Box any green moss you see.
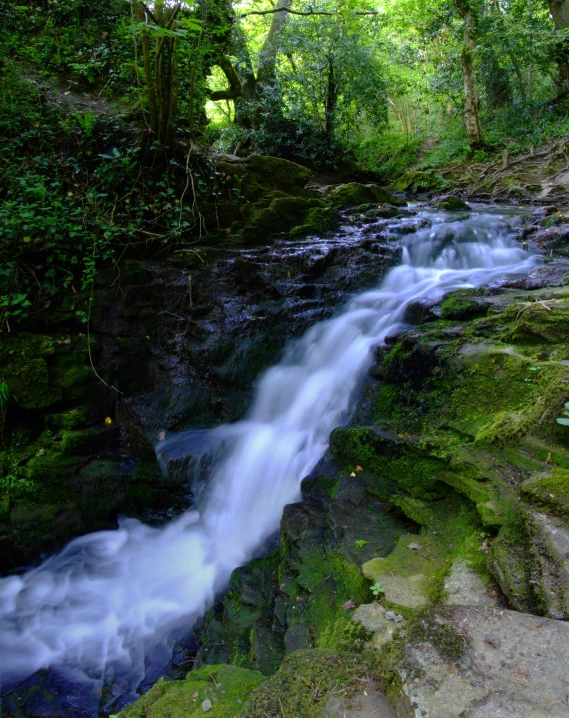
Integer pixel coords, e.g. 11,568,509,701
240,649,370,718
242,196,326,242
2,357,61,409
440,291,487,320
521,469,569,518
328,183,405,210
406,609,467,662
363,534,449,611
434,196,470,211
504,299,569,344
240,154,313,201
118,664,266,718
487,519,536,612
300,473,339,500
289,207,340,237
60,428,105,455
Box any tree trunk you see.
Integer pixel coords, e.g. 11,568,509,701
256,0,291,93
324,56,337,139
231,24,257,129
454,0,483,150
547,0,569,96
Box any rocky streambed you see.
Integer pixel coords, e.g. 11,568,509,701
2,161,569,718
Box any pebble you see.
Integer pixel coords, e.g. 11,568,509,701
202,698,212,712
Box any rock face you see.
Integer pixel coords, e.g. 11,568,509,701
396,605,569,717
0,191,409,570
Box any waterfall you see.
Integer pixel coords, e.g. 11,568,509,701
0,211,539,710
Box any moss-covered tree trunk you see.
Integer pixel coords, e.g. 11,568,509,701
547,0,569,97
454,0,484,150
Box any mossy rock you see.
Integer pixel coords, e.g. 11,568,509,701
328,183,404,209
289,207,340,237
434,195,470,211
363,534,448,610
239,154,313,202
388,170,451,194
242,196,326,243
521,469,569,518
118,664,266,718
440,290,488,320
2,357,61,409
240,649,370,718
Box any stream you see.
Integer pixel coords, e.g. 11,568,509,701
0,207,540,715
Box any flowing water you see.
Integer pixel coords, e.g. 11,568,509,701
0,209,540,713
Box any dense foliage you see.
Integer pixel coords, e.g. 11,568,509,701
1,0,568,328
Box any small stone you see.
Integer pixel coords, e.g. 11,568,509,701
407,542,423,550
202,698,212,712
342,599,356,611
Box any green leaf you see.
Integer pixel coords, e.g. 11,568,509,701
557,418,569,426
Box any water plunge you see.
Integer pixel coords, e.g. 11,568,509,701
0,210,539,711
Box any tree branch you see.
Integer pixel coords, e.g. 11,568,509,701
208,55,243,101
238,7,378,18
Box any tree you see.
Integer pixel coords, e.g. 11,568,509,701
547,0,569,96
454,0,483,149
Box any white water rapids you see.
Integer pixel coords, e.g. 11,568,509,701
0,210,539,708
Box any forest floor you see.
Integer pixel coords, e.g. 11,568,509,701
448,138,569,204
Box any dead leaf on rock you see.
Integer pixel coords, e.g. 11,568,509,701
407,542,423,550
546,451,552,465
342,599,356,611
350,472,356,477
355,465,363,472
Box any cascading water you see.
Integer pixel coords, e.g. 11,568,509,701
0,210,540,713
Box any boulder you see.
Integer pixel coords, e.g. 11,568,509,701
395,605,569,717
434,195,471,211
328,183,405,209
242,196,327,243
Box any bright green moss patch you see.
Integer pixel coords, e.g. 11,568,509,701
440,290,487,320
118,664,266,718
240,649,370,718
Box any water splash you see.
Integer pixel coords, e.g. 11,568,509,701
0,211,539,710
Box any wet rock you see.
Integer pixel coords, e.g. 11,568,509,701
396,605,569,717
532,225,569,255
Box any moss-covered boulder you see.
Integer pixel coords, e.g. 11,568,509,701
434,195,471,211
328,183,405,209
118,664,266,718
440,289,489,320
289,206,341,237
215,154,313,203
242,196,327,243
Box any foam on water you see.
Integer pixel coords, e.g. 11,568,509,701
0,211,539,708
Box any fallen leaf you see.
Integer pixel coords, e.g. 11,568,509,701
355,465,363,472
342,599,356,611
407,542,423,550
104,417,112,426
546,452,552,465
158,431,166,441
350,472,356,477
